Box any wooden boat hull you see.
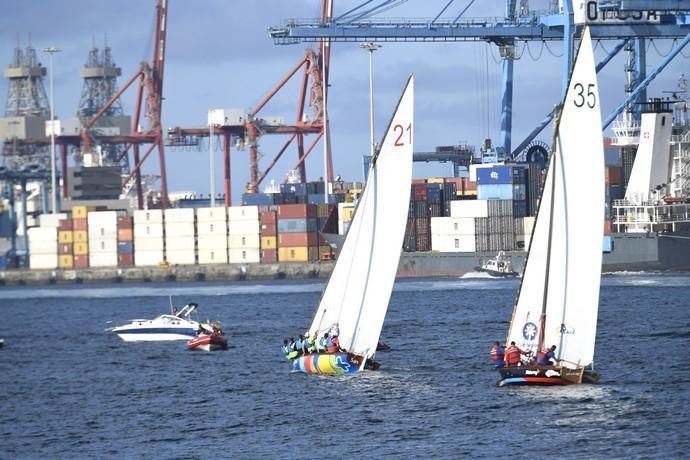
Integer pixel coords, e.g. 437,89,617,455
187,334,228,351
498,366,599,386
291,352,380,374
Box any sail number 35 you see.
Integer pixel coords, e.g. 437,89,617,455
573,83,596,109
393,123,412,147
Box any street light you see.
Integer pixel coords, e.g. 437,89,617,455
360,42,382,157
42,46,61,214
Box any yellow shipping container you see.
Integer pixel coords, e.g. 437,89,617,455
72,206,89,219
58,230,73,244
341,207,355,222
74,242,89,255
261,236,277,249
73,230,88,243
58,255,74,269
278,246,319,262
426,177,445,184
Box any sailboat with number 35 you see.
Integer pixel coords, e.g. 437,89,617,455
498,27,604,386
291,76,414,374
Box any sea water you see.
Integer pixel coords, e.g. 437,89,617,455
1,273,688,458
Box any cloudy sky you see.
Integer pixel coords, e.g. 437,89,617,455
1,1,688,203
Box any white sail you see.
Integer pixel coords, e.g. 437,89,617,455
506,28,604,369
309,76,414,359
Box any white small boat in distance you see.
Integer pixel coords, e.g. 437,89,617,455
476,252,519,278
108,303,206,342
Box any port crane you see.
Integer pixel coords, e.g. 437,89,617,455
269,0,690,159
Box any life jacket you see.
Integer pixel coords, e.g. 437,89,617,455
504,345,522,365
326,336,337,353
318,337,327,351
490,345,503,362
287,342,298,359
282,344,290,357
537,350,554,366
295,339,303,352
306,336,316,353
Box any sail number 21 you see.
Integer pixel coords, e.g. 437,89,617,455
393,123,412,147
573,83,596,109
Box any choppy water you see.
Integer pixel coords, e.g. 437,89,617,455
1,273,689,458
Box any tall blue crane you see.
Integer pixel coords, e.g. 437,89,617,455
269,0,690,158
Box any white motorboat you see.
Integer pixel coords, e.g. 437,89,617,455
108,303,207,342
476,252,519,278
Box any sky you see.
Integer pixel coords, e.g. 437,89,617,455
1,0,689,204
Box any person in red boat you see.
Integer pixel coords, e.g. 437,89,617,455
504,341,529,367
537,345,558,366
490,341,505,368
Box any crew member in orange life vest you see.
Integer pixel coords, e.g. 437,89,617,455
537,345,557,366
504,341,529,367
490,341,505,368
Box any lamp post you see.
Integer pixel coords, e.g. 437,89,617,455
360,43,382,158
43,46,61,214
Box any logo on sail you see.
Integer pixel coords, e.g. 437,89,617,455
522,322,538,341
559,323,576,335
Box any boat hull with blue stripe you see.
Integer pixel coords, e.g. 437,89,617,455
291,352,379,374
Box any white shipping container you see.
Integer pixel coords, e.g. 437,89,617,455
197,235,229,250
28,226,58,242
135,250,165,266
338,220,351,236
196,207,227,222
450,200,489,218
88,225,118,240
431,234,477,253
338,203,355,221
89,239,118,253
197,221,227,236
166,249,197,265
133,209,163,224
87,211,118,226
29,253,58,269
516,233,532,251
164,222,195,237
228,233,260,249
164,208,195,223
29,240,58,254
227,205,258,222
228,219,259,235
89,252,118,267
165,236,195,251
198,249,229,264
228,247,260,264
523,216,536,236
134,223,164,238
431,217,476,236
134,236,164,251
39,213,69,228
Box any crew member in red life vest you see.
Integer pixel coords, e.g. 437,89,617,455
537,345,557,366
504,341,529,367
490,341,505,368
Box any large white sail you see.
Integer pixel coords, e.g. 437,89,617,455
309,76,414,359
506,28,604,369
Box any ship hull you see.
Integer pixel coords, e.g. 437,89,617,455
291,352,379,374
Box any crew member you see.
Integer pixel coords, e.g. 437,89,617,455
326,334,337,353
282,339,291,360
317,333,328,353
305,333,316,354
332,335,343,353
490,341,505,368
287,337,299,359
537,345,557,366
504,341,529,367
295,335,304,356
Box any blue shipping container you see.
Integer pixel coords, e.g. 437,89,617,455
477,183,513,200
277,218,318,233
513,200,527,217
117,241,134,253
242,193,275,206
307,194,335,205
476,165,527,185
602,235,612,253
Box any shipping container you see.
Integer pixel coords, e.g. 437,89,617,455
74,254,89,269
74,242,89,255
72,206,89,219
38,213,69,228
228,248,261,264
118,253,134,267
277,218,318,233
277,246,319,262
117,216,133,228
73,230,88,244
196,235,228,251
58,243,73,255
278,232,319,247
412,183,427,201
198,249,228,264
431,217,476,235
133,209,163,224
166,250,197,265
58,230,73,244
72,218,88,231
89,252,118,268
476,165,527,185
29,253,58,269
166,236,195,251
90,239,118,253
28,226,58,242
165,222,195,238
87,211,118,226
450,199,488,218
117,241,134,253
277,203,317,219
134,237,164,251
134,250,165,266
118,228,134,241
196,207,227,222
431,234,476,252
196,221,227,237
260,249,278,263
228,205,259,221
58,254,74,269
261,236,277,249
228,233,260,249
164,208,195,223
337,203,355,222
58,219,73,231
260,210,277,225
606,165,622,185
134,224,164,238
260,223,277,236
88,225,118,240
228,219,260,235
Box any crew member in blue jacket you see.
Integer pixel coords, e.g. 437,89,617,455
537,345,557,366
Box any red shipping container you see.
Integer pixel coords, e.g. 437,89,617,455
117,216,133,229
58,243,73,255
73,255,89,269
261,249,278,263
604,219,612,235
72,218,88,231
118,228,134,241
606,166,622,185
260,210,277,225
279,232,319,247
277,204,317,219
118,253,134,267
411,178,426,184
58,219,73,231
260,223,277,236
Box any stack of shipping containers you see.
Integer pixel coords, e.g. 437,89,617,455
337,203,355,235
165,208,196,265
134,209,165,266
117,215,134,267
58,217,74,269
88,211,118,267
28,215,61,269
260,209,278,263
277,204,319,262
197,207,228,264
430,215,477,252
228,205,260,263
72,206,90,269
316,204,335,260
